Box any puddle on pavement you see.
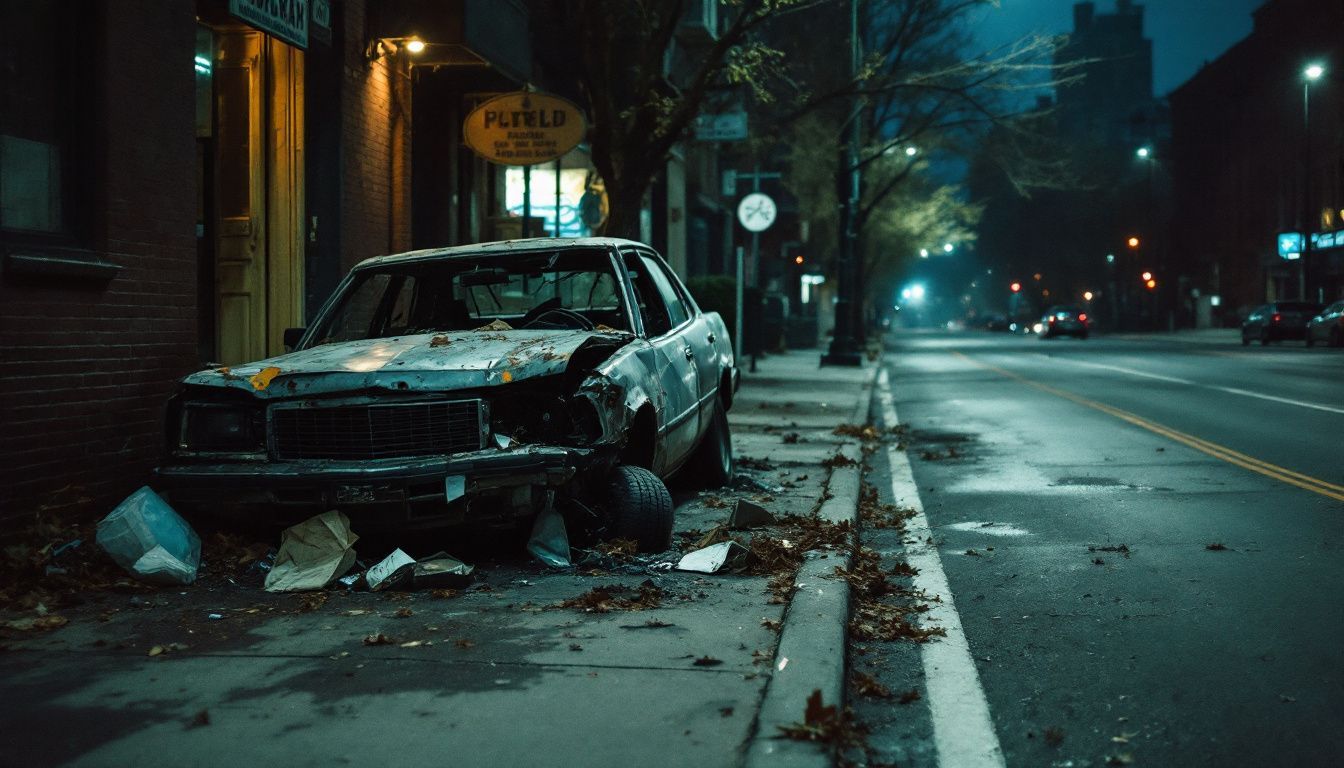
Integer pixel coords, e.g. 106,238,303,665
943,521,1032,537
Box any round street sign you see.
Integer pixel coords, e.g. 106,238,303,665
463,91,587,166
737,192,777,233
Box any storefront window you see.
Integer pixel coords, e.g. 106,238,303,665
0,0,68,234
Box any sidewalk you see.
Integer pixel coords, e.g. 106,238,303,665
1104,328,1240,344
0,351,874,768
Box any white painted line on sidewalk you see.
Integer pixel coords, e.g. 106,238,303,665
1032,356,1344,416
877,368,1005,768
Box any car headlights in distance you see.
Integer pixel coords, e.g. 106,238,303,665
178,404,264,454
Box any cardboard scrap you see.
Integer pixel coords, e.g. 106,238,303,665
263,511,359,592
676,541,750,574
727,499,775,529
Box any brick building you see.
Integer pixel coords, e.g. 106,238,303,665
1169,0,1344,317
0,0,537,524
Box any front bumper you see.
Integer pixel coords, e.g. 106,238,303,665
155,444,595,529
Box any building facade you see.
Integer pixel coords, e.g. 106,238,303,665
0,0,585,524
1169,0,1344,319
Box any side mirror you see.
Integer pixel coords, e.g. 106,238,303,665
283,327,306,351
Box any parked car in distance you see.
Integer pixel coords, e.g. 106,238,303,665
1241,302,1322,346
1037,306,1089,339
155,238,739,552
1306,300,1344,347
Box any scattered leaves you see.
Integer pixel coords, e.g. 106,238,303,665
692,656,723,667
559,581,666,613
394,607,414,618
189,709,211,728
362,633,396,646
852,672,892,699
297,593,328,613
1206,542,1228,551
897,688,921,705
1088,544,1131,557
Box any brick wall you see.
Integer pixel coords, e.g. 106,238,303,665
338,0,413,274
0,2,199,524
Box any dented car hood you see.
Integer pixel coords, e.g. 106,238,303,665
182,330,635,398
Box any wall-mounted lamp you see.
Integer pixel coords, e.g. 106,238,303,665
366,36,427,63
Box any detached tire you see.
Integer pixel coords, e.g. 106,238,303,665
606,465,674,552
687,400,734,489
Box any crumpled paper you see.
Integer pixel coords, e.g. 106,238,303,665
263,511,359,592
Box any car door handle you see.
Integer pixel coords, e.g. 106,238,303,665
684,347,695,360
707,332,716,343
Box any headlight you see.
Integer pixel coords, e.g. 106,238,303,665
178,404,265,454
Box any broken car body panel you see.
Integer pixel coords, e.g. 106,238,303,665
155,238,737,530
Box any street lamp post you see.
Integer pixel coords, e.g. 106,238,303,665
1302,63,1325,302
822,0,862,366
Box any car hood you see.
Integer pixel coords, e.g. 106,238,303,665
181,329,634,399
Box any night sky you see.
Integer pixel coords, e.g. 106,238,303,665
971,0,1266,96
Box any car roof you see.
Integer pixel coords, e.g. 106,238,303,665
352,237,647,270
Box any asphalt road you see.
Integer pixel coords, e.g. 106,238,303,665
858,330,1344,767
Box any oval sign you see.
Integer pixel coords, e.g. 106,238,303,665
463,91,587,166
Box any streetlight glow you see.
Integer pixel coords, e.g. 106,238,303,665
1136,146,1151,159
1127,237,1141,249
405,38,427,54
1304,63,1325,81
1084,291,1094,301
943,243,954,253
919,248,929,258
905,146,918,157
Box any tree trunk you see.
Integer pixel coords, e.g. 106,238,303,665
601,178,648,241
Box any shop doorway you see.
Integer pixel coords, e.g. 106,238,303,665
198,25,305,365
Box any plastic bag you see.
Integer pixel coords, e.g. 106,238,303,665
96,486,201,585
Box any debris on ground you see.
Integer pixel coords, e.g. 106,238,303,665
821,452,858,469
558,581,664,613
737,457,772,471
3,615,69,632
147,642,189,657
96,486,201,585
618,619,675,629
527,502,572,568
676,541,750,574
845,545,944,643
727,499,775,529
366,549,416,591
263,511,358,592
897,688,921,705
1043,726,1065,747
776,689,866,748
852,671,892,699
833,423,883,442
692,655,722,667
363,633,397,646
474,319,514,332
411,553,474,589
781,433,801,444
1088,543,1131,557
1206,542,1228,551
189,709,211,728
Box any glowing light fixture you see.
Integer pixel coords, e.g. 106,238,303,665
1136,146,1151,159
1083,291,1094,301
1304,63,1325,81
943,243,954,253
405,38,427,54
1127,237,1141,249
905,146,918,157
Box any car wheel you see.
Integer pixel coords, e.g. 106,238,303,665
606,465,673,552
687,399,734,489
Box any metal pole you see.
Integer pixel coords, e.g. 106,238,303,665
822,0,862,366
523,163,532,238
735,246,744,364
1301,80,1312,301
555,157,562,237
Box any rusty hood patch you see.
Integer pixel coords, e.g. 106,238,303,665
183,330,633,398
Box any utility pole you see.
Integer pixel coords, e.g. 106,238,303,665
822,0,862,366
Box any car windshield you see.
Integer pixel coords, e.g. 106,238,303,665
308,248,629,345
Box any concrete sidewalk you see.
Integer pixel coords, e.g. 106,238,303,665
0,351,875,768
1104,328,1240,344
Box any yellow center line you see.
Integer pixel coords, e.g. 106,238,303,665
952,351,1344,502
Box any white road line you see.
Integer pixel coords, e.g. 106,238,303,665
1033,356,1344,416
878,368,1005,768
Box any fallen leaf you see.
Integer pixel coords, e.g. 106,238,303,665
363,633,396,646
1044,726,1065,747
395,607,413,618
693,656,723,667
852,672,892,699
1206,542,1228,551
569,643,583,652
897,688,921,705
454,638,476,649
189,709,210,728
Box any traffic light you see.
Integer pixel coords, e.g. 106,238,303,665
1010,282,1022,293
794,255,804,265
1145,279,1157,290
1127,236,1141,249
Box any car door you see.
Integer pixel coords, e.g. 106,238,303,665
620,250,700,471
643,252,721,422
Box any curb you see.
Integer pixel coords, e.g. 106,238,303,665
744,361,879,768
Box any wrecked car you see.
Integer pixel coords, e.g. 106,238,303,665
155,238,738,552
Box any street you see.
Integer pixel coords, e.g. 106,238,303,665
853,330,1344,766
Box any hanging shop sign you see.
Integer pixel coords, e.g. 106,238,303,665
229,0,310,49
1277,232,1303,261
464,92,587,166
694,111,748,142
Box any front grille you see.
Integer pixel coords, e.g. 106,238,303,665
272,400,484,460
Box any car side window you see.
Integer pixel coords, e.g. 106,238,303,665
639,254,690,328
622,251,674,337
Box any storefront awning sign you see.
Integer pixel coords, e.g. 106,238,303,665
229,0,309,49
464,92,587,166
1277,232,1302,260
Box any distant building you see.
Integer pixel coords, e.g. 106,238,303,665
1169,0,1343,318
1055,0,1158,148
